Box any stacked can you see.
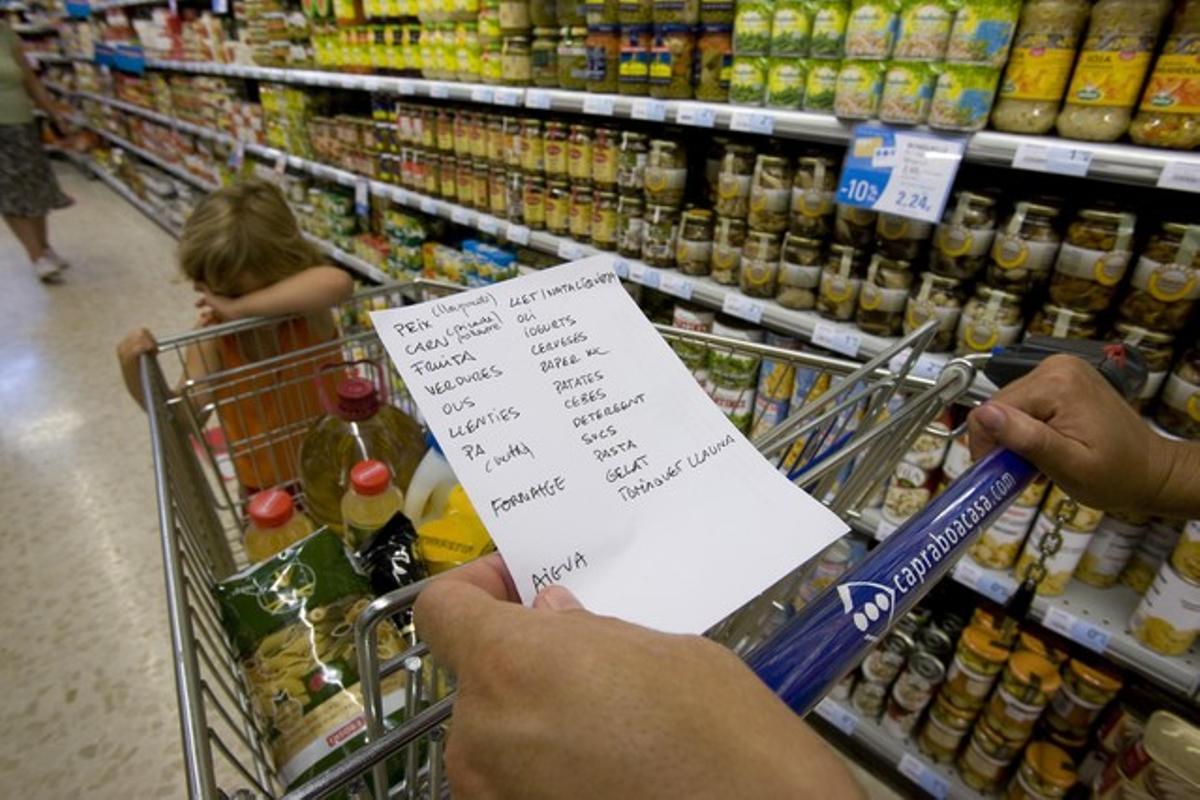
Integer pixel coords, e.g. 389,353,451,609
749,332,799,439
1041,658,1123,756
851,629,913,719
704,318,762,434
1129,523,1200,656
880,650,946,739
1094,711,1200,800
1013,486,1103,596
919,624,1009,763
1074,512,1149,589
1120,518,1183,594
669,303,715,385
879,409,953,532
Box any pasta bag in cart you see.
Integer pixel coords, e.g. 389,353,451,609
216,529,413,795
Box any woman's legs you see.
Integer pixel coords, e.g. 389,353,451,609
3,214,46,262
34,214,49,251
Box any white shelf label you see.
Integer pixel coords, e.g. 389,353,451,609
470,87,494,104
429,84,450,99
1012,143,1094,178
1157,160,1200,193
633,264,661,288
898,754,949,800
813,698,857,736
354,178,369,217
659,272,694,300
722,293,766,324
837,124,966,224
494,88,523,107
582,95,615,116
397,82,416,96
631,98,667,122
274,153,287,175
229,139,245,168
394,188,410,204
675,105,717,128
1041,606,1111,654
451,207,474,226
420,197,438,215
507,224,531,245
953,558,1014,604
557,239,585,260
730,111,775,135
477,215,500,235
525,89,552,109
612,258,630,278
888,348,945,380
812,322,862,358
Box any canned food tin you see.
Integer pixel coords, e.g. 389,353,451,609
913,626,953,664
893,650,945,711
970,502,1039,569
860,629,913,685
1171,519,1200,581
959,717,1021,793
830,668,856,701
850,677,889,718
880,692,924,739
1075,515,1146,589
943,625,1009,711
919,693,976,763
1044,485,1104,532
1129,560,1200,656
1014,513,1094,596
1045,658,1122,739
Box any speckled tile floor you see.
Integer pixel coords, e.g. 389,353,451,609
0,163,905,800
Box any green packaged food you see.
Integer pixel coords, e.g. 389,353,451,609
699,0,734,24
834,58,885,118
733,0,774,55
930,62,1000,130
893,0,953,60
809,0,850,58
845,0,899,60
216,529,414,794
766,57,808,108
769,0,811,57
880,58,937,124
945,0,1020,66
730,55,769,104
804,57,840,110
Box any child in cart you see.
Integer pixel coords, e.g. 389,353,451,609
117,179,354,492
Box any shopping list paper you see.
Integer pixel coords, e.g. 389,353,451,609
371,255,849,634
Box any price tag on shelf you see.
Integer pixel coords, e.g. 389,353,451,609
477,215,500,235
612,258,630,278
1011,143,1094,178
888,348,945,381
631,98,667,122
211,0,228,12
898,754,949,800
813,698,857,736
494,88,523,107
354,178,370,218
451,207,474,226
722,293,766,324
953,558,1014,604
675,105,717,128
228,139,245,169
398,82,416,96
429,84,450,100
507,224,531,245
729,111,774,135
273,153,287,175
1041,607,1111,654
658,272,694,300
420,197,438,215
557,239,585,260
353,76,372,91
836,123,966,224
470,87,494,104
812,322,862,358
395,188,411,205
582,95,615,116
1157,160,1200,193
525,89,552,110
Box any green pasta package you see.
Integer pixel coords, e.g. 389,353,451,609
216,529,413,793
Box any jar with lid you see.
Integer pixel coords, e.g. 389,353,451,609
471,161,491,209
586,0,618,25
438,153,458,200
457,22,483,81
1155,348,1200,439
715,143,755,219
818,244,866,321
455,158,475,206
776,233,823,310
988,201,1062,294
740,230,782,297
617,131,648,195
619,0,652,24
983,651,1061,742
1004,742,1076,800
586,25,621,92
591,190,619,249
452,114,472,158
642,203,679,267
956,285,1023,356
485,117,505,163
942,625,1010,712
523,172,547,229
467,115,488,160
790,156,837,239
653,0,698,24
1119,223,1200,333
918,692,977,764
958,716,1024,794
1044,658,1122,739
618,25,653,95
519,119,544,173
856,255,913,337
502,35,533,83
544,122,569,176
481,39,504,82
531,27,560,85
426,153,443,196
1056,0,1172,143
747,154,792,233
644,139,687,206
617,194,646,257
932,191,996,280
875,212,933,262
480,0,503,37
649,24,696,99
835,203,876,249
558,26,589,87
704,137,727,203
1113,323,1176,412
696,25,733,101
711,215,746,284
677,209,715,275
991,0,1091,135
531,0,558,26
569,182,593,241
500,0,532,33
1131,2,1200,149
1014,629,1070,667
557,0,586,25
436,110,455,152
1049,209,1136,313
904,272,965,352
506,170,526,223
592,127,619,186
545,179,571,234
568,124,594,182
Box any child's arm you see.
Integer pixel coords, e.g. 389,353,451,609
118,325,220,413
198,266,354,321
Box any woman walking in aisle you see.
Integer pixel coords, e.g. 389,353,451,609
0,19,73,282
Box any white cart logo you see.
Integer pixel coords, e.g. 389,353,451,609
837,581,896,642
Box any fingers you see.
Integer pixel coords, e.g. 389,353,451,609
438,552,520,603
968,401,1083,480
415,578,514,675
533,585,585,612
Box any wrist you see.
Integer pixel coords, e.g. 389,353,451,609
1149,437,1200,518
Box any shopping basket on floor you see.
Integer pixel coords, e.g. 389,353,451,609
145,279,1025,799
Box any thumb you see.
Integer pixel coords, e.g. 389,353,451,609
415,578,517,675
971,401,1079,477
533,585,585,612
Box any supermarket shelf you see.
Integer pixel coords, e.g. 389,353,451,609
30,52,86,64
93,0,166,8
858,508,1200,700
13,20,56,33
302,233,391,284
116,57,1200,190
810,697,981,800
84,158,183,239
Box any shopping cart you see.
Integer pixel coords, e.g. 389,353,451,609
144,278,1036,800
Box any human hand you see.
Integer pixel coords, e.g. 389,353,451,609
194,282,243,323
415,555,863,800
967,354,1171,513
117,327,158,409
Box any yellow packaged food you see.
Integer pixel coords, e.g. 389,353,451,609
1130,560,1200,656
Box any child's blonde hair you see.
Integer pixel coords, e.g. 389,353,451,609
179,179,321,296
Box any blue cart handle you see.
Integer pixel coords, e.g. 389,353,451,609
746,448,1037,717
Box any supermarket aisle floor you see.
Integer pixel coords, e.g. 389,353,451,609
0,163,195,798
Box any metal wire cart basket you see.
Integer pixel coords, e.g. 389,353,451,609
143,279,995,799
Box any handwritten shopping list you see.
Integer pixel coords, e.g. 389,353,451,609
371,255,849,634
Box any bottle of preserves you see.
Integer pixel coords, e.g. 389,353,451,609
1130,0,1200,150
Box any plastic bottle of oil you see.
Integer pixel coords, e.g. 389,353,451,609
341,459,407,548
244,488,315,563
299,372,427,533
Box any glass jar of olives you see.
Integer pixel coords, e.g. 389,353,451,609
644,139,688,206
617,131,649,195
956,285,1024,356
776,233,823,311
875,212,933,262
1113,322,1176,412
1155,347,1200,440
748,154,793,233
740,230,782,297
593,126,619,187
904,272,966,352
856,255,914,337
557,26,589,88
569,182,593,241
523,172,546,229
932,191,997,280
616,193,645,257
1026,303,1098,340
790,156,838,239
568,123,594,182
545,179,571,235
835,204,877,249
818,244,866,321
591,189,619,250
711,215,746,284
677,208,715,275
1049,208,1136,313
715,143,755,219
642,203,679,267
1118,222,1200,333
988,201,1062,294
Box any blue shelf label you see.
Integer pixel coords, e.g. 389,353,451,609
836,124,966,225
66,0,91,19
